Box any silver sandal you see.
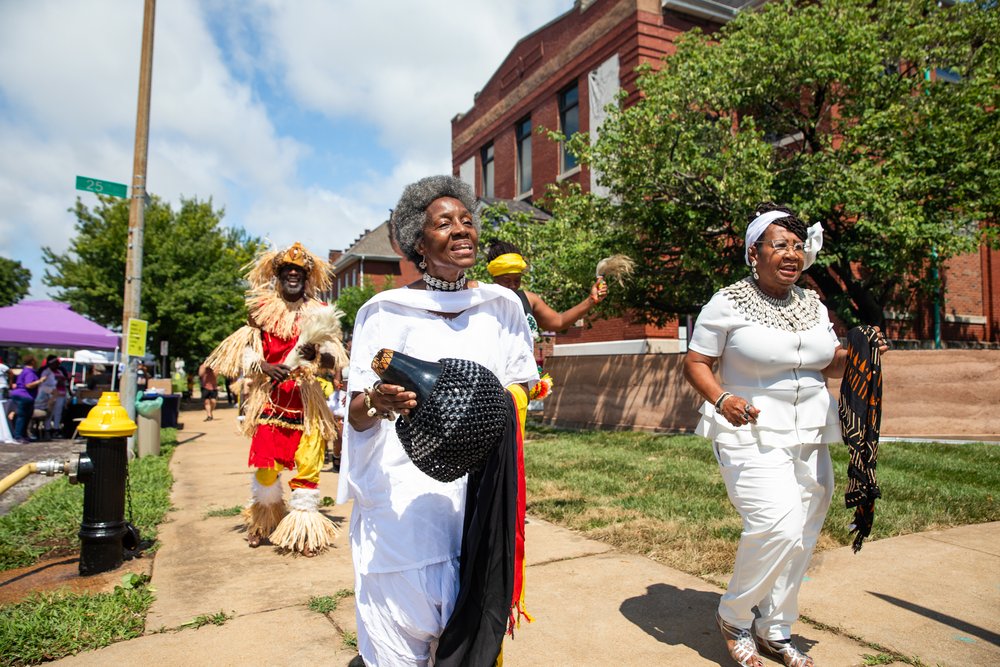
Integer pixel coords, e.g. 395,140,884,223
756,635,815,667
716,612,765,667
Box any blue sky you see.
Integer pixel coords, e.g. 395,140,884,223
0,0,573,298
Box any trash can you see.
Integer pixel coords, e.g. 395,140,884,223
159,393,180,428
135,393,163,458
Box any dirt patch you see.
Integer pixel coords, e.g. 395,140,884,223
0,552,153,606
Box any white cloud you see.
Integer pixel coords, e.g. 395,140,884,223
250,0,571,161
0,0,573,298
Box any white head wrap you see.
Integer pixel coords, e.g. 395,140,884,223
744,211,824,270
802,222,823,270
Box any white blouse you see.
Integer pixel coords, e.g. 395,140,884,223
688,284,842,448
337,284,539,575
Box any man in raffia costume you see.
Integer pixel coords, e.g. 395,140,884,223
208,242,348,556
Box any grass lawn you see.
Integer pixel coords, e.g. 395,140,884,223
523,425,999,578
0,583,153,666
0,431,176,571
0,429,176,666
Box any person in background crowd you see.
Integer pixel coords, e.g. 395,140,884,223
0,359,10,400
485,240,608,342
136,362,149,391
326,366,347,471
10,356,43,443
198,361,218,422
171,362,187,397
223,375,236,404
40,355,70,439
86,364,111,390
32,359,56,441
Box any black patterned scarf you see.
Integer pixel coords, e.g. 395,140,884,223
838,325,884,553
435,390,519,667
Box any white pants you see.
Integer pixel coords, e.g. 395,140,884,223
715,441,834,641
355,559,459,667
45,395,66,431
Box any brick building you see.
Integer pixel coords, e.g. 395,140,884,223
451,0,999,346
451,0,745,353
325,221,421,302
891,248,1000,345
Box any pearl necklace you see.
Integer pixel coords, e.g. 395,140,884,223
423,272,467,291
721,277,821,332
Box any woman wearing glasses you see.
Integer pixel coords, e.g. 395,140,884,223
683,202,885,667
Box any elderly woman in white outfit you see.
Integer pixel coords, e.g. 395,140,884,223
684,203,887,667
338,175,538,667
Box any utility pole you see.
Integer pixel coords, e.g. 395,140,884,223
121,0,156,446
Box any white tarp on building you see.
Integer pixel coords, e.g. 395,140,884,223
588,54,620,198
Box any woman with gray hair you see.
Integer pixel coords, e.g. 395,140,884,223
337,175,538,666
683,202,887,667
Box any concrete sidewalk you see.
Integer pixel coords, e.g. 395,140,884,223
50,406,999,666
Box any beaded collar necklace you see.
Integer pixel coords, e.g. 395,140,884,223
423,272,467,291
752,280,794,307
721,277,820,332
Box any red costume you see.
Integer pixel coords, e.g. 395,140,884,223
207,242,347,555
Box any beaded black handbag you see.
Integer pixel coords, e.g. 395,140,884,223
372,349,510,482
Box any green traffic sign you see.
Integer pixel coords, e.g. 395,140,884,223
75,176,128,199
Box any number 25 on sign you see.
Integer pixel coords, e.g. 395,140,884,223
75,175,128,199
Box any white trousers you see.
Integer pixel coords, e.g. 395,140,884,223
715,441,834,641
45,395,66,431
354,559,459,667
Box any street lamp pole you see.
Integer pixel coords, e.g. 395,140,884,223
121,0,156,447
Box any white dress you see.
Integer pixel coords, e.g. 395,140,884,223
689,280,842,447
337,284,538,665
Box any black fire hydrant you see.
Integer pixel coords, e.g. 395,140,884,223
75,392,137,576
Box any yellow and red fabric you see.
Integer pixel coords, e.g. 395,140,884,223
248,326,324,489
434,385,530,667
507,384,532,630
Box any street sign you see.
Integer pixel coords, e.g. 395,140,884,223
75,175,128,199
126,318,148,358
160,340,169,356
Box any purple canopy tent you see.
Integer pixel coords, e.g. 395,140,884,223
0,300,119,350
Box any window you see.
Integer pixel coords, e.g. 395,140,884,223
934,67,961,84
515,117,532,195
559,83,579,173
481,143,495,198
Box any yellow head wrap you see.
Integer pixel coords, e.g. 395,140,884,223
487,253,528,277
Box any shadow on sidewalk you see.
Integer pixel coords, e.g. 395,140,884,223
175,432,205,446
620,583,822,663
870,592,1000,646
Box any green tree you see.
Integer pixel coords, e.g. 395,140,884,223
471,201,627,315
551,0,1000,326
335,275,395,334
0,257,31,306
42,195,262,367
